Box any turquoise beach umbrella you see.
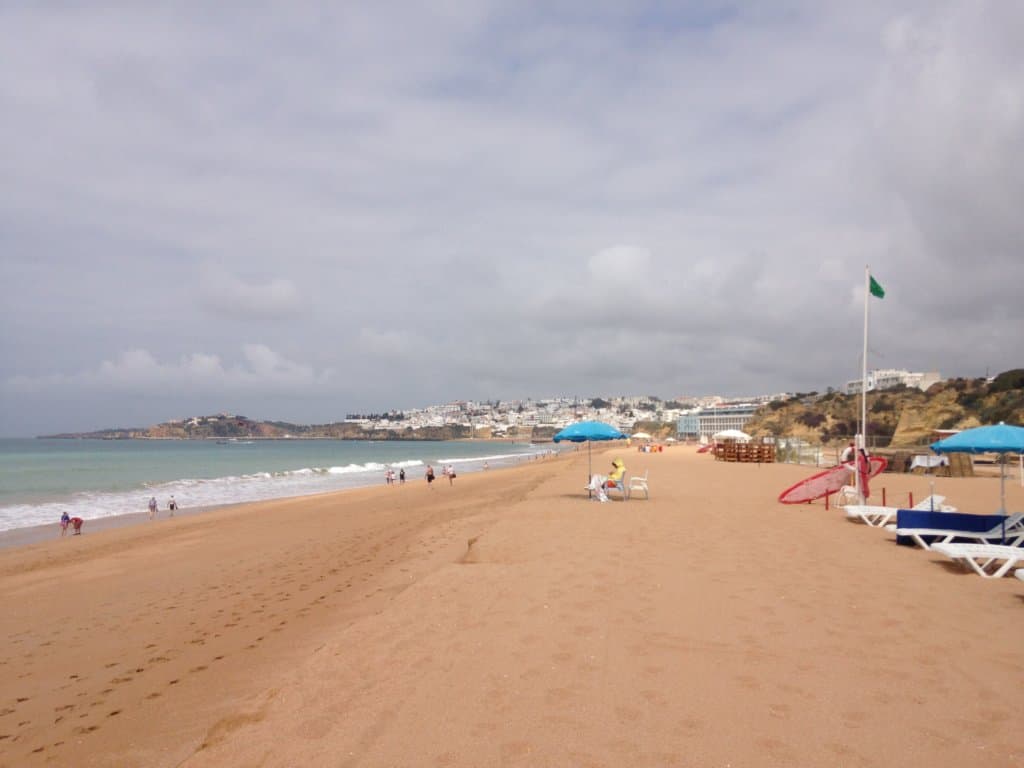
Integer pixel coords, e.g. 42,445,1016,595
931,422,1024,514
553,420,627,493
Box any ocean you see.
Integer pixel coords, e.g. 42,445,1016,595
0,438,553,533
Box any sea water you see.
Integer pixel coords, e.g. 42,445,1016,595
0,438,552,533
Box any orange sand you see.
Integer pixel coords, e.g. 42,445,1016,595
1,448,1022,767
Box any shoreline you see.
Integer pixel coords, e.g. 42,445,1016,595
0,449,567,552
31,434,547,442
0,500,237,552
0,440,561,543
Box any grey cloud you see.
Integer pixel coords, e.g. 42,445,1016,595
1,2,1022,436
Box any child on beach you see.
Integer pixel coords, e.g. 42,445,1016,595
148,496,157,520
60,511,70,536
70,517,84,535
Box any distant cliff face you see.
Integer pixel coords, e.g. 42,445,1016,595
744,370,1024,447
44,416,505,441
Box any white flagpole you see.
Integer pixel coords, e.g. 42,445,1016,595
858,265,870,501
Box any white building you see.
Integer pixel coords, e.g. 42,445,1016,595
846,369,942,395
677,403,760,440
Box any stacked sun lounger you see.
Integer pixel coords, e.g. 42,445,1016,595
890,511,1024,550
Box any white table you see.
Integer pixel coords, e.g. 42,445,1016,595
909,455,949,471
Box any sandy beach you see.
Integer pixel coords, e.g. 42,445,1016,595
2,447,1022,767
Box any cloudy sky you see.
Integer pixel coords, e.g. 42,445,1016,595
2,1,1022,436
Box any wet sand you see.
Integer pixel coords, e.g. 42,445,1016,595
1,448,1022,767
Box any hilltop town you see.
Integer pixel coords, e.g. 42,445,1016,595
41,368,1024,447
41,392,783,442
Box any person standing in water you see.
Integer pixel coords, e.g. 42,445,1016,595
148,496,158,520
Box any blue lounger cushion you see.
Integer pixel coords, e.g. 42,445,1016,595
894,510,1013,547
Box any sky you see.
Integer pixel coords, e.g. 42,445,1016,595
2,1,1022,436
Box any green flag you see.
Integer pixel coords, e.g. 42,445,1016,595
869,274,885,299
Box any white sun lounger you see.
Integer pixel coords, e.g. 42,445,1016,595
844,505,903,527
1017,569,1024,583
929,543,1024,578
844,495,953,527
892,513,1024,551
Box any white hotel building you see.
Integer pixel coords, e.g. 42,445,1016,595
677,403,760,440
845,369,942,395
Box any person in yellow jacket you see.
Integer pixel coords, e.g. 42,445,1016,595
605,458,626,488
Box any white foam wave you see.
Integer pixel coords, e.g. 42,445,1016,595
0,446,549,534
436,450,552,464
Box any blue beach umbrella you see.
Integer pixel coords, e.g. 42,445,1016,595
931,422,1024,514
553,420,627,493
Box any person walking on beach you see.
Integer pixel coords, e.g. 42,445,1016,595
168,496,177,516
425,465,435,487
399,468,406,484
446,465,456,485
70,517,84,535
148,496,157,520
60,511,71,537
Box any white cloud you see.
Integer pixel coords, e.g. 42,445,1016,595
3,346,332,396
197,265,301,319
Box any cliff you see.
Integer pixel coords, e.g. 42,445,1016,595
744,369,1024,448
42,415,538,442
